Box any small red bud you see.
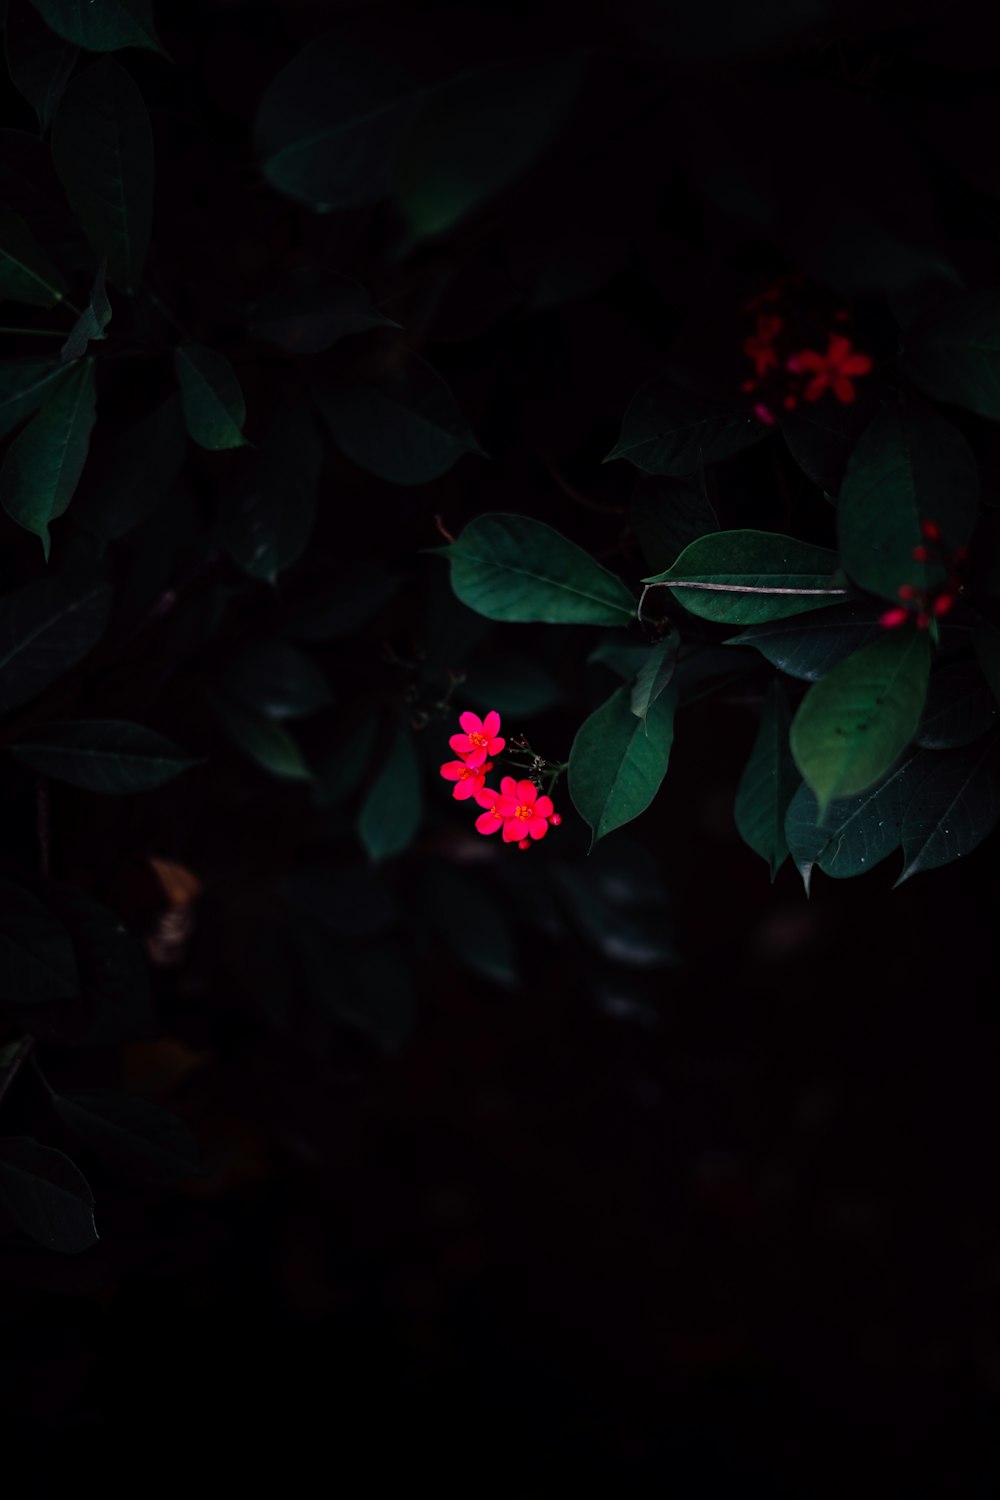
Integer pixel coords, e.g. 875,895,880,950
740,379,757,393
517,839,531,851
897,584,918,600
550,813,562,827
921,520,942,542
953,545,970,563
483,761,494,772
879,607,909,629
933,592,955,617
783,395,797,410
912,545,929,562
834,309,850,322
753,402,776,426
916,612,931,629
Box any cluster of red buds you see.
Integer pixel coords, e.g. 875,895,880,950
741,292,873,426
879,521,968,630
439,711,562,849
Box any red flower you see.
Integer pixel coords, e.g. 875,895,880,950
439,759,487,801
787,335,872,404
473,777,557,842
742,314,783,378
449,709,505,768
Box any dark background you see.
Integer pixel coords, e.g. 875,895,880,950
2,0,1000,1491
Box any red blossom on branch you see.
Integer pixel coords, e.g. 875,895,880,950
448,709,505,767
786,335,872,404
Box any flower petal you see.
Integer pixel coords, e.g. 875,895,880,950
500,776,518,798
791,350,824,372
803,374,827,402
464,745,487,767
495,797,517,817
475,811,502,835
831,374,855,403
459,711,484,735
502,819,522,842
449,733,473,756
516,780,537,803
474,787,499,808
440,760,466,780
487,736,505,756
841,353,872,376
527,817,549,840
482,710,501,738
535,795,554,818
827,334,852,365
454,779,478,800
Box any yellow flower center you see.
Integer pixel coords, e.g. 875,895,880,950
468,731,489,748
514,803,533,821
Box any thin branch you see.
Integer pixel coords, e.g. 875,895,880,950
643,580,849,595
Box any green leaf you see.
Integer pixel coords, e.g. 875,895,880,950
0,204,68,305
249,266,396,353
630,474,719,572
734,679,797,878
789,628,932,814
312,716,378,809
780,398,874,496
784,750,925,888
0,1138,96,1253
0,570,111,711
606,378,765,475
174,341,247,450
465,651,564,719
0,876,78,1002
73,393,185,542
568,681,676,845
215,697,313,781
896,733,1000,882
396,55,584,239
725,601,885,681
588,638,655,680
51,1090,200,1185
443,513,635,626
51,56,154,293
255,34,422,211
280,563,398,642
10,719,199,792
630,634,680,724
916,661,999,749
220,402,321,580
548,848,675,967
5,0,78,134
221,641,332,722
60,258,111,362
974,614,1000,708
27,0,163,52
837,400,979,603
315,355,483,485
0,357,69,440
358,725,422,862
421,864,518,988
0,357,96,556
644,529,845,626
903,289,1000,420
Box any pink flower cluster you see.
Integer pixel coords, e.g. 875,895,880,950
439,711,561,850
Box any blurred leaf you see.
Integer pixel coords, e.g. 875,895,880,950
281,563,398,643
733,679,796,878
630,474,719,572
0,204,68,305
465,651,563,718
916,661,999,749
174,341,247,450
249,266,395,352
52,57,154,293
896,733,1000,882
312,716,378,809
0,875,78,1003
780,397,875,496
74,393,186,542
0,570,111,711
220,402,320,580
904,289,1000,419
222,640,332,721
838,400,979,602
630,633,679,724
315,355,483,485
358,726,422,862
215,697,313,781
60,258,110,362
255,33,419,211
10,719,199,792
396,55,584,239
421,863,518,987
337,945,415,1052
0,357,68,440
784,750,925,889
281,864,396,937
549,843,674,966
607,378,765,475
645,530,844,625
0,1138,96,1253
569,681,676,845
27,0,163,52
790,629,932,814
52,1090,200,1184
0,356,96,556
5,0,78,133
725,601,885,681
589,638,655,680
443,513,635,626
